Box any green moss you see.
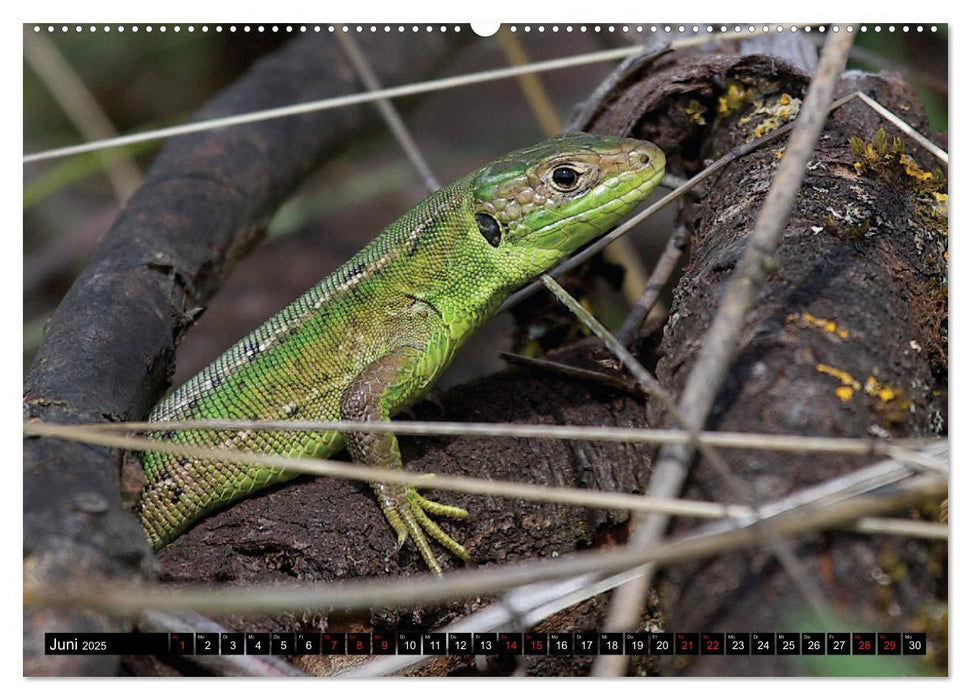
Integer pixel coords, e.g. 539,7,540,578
850,127,946,198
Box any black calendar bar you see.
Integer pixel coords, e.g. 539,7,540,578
43,631,928,656
44,633,169,655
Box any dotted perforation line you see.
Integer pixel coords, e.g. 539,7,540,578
32,24,941,35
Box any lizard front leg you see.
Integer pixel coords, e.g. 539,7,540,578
340,345,469,575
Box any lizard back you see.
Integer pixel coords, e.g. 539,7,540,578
138,174,488,546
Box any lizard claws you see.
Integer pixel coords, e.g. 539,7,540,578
374,483,468,574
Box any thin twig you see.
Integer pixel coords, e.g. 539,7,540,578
499,351,643,394
23,45,646,164
23,420,946,538
614,219,689,346
595,25,858,677
850,517,947,540
24,418,944,465
714,442,946,525
496,28,563,137
334,27,441,192
540,275,674,403
23,32,141,201
26,33,749,166
25,464,943,617
20,420,756,519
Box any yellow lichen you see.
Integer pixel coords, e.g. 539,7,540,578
901,153,934,181
789,312,851,340
718,81,751,116
864,375,906,404
744,92,802,141
816,363,861,391
858,374,913,423
818,364,911,416
835,386,855,402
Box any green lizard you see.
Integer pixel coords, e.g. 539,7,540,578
136,132,665,574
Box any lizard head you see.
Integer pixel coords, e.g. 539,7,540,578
470,132,665,279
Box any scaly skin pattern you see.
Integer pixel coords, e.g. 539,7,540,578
137,132,665,573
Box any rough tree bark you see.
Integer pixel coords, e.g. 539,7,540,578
583,48,947,675
24,34,946,678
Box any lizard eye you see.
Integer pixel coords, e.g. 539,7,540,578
551,166,581,191
475,213,502,247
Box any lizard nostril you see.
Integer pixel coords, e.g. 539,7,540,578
629,149,652,169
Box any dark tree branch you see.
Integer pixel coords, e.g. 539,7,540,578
584,46,946,675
